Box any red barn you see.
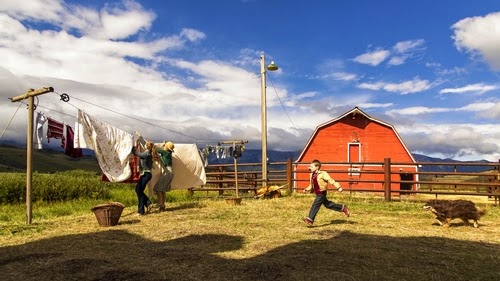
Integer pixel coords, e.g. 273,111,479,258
295,107,418,194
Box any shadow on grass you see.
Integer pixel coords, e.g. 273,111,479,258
0,230,498,281
309,219,357,228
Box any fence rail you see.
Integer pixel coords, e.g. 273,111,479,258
189,158,500,204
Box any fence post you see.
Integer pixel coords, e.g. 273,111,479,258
286,158,293,194
384,158,391,202
218,166,224,196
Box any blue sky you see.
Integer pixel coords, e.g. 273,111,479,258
0,0,499,161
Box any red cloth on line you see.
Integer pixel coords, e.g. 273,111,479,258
47,117,65,147
64,125,83,158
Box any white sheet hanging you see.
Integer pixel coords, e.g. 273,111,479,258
147,143,207,196
74,109,133,182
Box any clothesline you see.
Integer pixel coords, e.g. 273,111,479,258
12,90,219,145
202,140,247,160
51,91,205,142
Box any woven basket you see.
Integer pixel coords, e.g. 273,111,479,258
91,202,125,227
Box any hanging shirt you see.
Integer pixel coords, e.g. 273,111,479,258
34,112,47,149
74,109,133,182
64,125,83,158
47,117,65,147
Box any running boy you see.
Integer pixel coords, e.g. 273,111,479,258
303,159,350,226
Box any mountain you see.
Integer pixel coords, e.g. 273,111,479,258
412,154,493,172
0,144,101,173
0,143,494,173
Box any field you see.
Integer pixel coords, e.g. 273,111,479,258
1,189,499,281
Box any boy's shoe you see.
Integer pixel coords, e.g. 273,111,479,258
342,205,350,217
303,217,313,226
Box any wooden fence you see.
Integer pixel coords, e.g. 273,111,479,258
189,158,500,204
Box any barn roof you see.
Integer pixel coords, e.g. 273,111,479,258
296,107,416,162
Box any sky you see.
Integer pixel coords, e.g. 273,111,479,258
0,0,499,162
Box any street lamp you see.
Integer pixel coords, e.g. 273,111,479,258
260,54,278,187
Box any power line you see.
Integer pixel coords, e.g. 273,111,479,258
267,74,303,137
51,91,215,141
0,92,30,140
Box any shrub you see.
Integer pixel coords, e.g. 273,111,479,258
0,170,111,204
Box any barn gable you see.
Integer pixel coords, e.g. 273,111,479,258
296,107,416,163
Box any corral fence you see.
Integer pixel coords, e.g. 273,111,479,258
189,158,500,205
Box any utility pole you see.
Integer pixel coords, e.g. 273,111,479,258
10,87,54,224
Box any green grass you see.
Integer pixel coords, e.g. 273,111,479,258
0,193,498,281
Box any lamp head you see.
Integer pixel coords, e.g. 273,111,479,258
267,61,278,71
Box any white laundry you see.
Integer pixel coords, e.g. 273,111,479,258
74,109,133,182
146,143,207,196
34,112,47,149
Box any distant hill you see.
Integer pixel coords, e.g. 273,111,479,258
0,143,494,173
412,153,493,172
0,144,101,173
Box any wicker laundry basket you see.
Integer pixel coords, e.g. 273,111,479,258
91,202,125,227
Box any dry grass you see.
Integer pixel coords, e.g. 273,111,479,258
0,193,499,281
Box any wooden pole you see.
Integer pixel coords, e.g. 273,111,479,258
286,158,292,194
260,55,268,188
234,148,239,198
384,158,392,202
26,96,34,224
10,87,54,224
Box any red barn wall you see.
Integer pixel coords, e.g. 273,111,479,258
296,114,417,192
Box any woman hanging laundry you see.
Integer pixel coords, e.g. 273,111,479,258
131,138,156,215
153,141,175,212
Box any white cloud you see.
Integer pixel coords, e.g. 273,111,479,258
330,72,358,81
0,0,64,22
426,62,468,76
387,39,425,65
387,56,406,66
386,106,451,116
386,102,499,121
357,78,431,94
355,39,425,66
393,39,425,53
353,49,390,66
180,28,206,41
463,101,500,120
400,124,500,161
459,101,497,112
452,11,500,70
95,0,156,39
356,82,385,91
439,83,497,94
358,103,393,109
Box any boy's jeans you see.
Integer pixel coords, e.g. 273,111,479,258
308,191,343,221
